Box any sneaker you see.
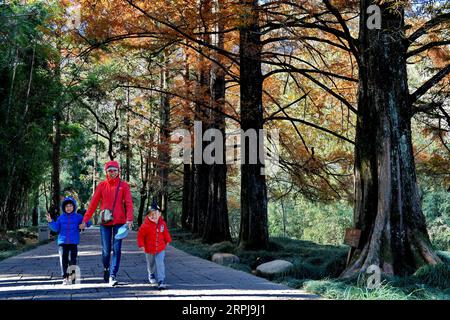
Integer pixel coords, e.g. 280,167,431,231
148,274,157,285
109,276,118,287
62,278,69,285
157,280,167,290
103,268,109,283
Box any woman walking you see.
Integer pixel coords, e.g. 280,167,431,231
80,160,134,286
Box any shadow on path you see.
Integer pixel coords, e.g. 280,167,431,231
0,229,320,300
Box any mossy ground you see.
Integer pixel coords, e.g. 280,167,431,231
171,228,450,300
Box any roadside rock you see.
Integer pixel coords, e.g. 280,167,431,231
211,253,240,265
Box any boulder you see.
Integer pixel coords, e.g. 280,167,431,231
211,253,240,265
256,259,293,277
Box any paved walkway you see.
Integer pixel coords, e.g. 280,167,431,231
0,228,319,300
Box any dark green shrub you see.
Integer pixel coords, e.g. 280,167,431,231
209,241,235,254
0,240,16,251
414,263,450,289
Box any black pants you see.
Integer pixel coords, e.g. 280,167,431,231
60,244,78,278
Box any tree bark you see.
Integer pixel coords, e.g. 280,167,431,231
203,0,231,243
191,90,210,235
125,87,132,182
191,2,212,235
181,54,192,230
92,119,99,225
50,111,61,220
158,51,171,223
187,151,195,230
238,0,268,250
32,189,39,227
138,148,151,226
342,0,441,277
181,162,191,229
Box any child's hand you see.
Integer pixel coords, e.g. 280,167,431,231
79,222,86,230
46,213,52,223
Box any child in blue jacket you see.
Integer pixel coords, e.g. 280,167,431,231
46,196,91,285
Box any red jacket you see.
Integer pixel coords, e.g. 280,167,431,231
137,216,172,254
83,161,134,226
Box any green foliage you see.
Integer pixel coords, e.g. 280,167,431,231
268,197,352,245
0,1,61,229
0,241,16,251
437,250,450,263
303,273,450,300
60,123,96,207
303,279,413,300
414,263,450,289
421,183,450,251
209,241,235,254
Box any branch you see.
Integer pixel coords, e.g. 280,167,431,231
412,101,443,115
266,116,355,145
118,84,241,124
322,0,359,58
77,98,111,133
263,65,357,83
266,92,309,120
124,0,240,64
409,64,450,104
407,40,450,58
407,13,450,45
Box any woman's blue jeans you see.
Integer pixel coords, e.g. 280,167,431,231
100,224,124,277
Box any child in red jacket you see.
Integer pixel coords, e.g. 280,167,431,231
137,201,172,289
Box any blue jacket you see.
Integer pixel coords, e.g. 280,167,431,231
48,197,91,245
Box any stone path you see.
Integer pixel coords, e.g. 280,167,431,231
0,228,320,300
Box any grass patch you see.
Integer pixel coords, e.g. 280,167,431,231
414,263,450,289
170,228,450,300
0,226,53,262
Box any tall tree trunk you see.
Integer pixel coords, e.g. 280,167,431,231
138,148,151,226
50,111,61,220
280,199,286,237
181,53,192,230
92,119,99,225
158,51,171,223
191,2,212,235
181,162,191,229
125,87,132,181
203,0,231,243
187,151,196,230
342,0,441,277
6,47,19,125
238,0,268,250
108,131,114,161
32,189,39,227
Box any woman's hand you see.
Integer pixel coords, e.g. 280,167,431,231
126,221,133,230
46,213,52,223
79,222,86,230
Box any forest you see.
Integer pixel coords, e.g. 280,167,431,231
0,0,449,290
